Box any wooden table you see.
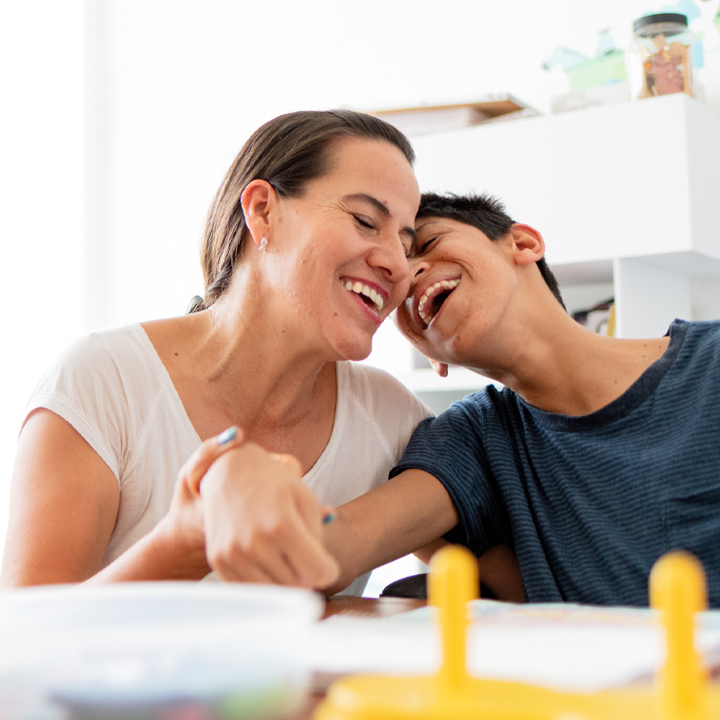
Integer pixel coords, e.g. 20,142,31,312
322,595,426,620
292,596,426,719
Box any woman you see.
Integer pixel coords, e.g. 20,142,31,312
1,110,429,595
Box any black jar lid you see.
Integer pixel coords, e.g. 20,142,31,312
633,13,688,35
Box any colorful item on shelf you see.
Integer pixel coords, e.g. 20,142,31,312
632,13,694,98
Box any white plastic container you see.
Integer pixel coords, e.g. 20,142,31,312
0,582,323,718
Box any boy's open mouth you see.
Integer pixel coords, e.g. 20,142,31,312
417,278,460,327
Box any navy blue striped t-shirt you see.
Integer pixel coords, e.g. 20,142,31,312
391,320,720,607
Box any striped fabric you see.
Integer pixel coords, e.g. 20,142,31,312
392,320,720,607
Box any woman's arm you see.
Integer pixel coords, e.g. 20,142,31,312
0,411,241,587
3,412,520,598
1,409,121,586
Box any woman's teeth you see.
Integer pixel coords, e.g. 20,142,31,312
418,278,460,326
344,280,384,312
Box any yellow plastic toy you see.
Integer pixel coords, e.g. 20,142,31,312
315,546,720,720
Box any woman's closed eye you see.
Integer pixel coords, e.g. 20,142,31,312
353,215,376,232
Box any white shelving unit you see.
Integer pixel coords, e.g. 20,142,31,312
364,94,720,408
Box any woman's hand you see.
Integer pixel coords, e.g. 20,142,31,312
157,426,247,573
88,426,247,583
198,442,340,589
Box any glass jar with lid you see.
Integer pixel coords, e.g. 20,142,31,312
630,13,693,99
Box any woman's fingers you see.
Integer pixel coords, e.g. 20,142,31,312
209,509,338,588
263,453,339,586
212,554,277,585
270,452,301,474
181,426,244,497
201,444,340,589
206,511,299,586
163,426,247,569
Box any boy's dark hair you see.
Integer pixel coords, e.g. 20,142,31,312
417,193,565,310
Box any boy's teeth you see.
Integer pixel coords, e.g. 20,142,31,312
417,278,460,325
343,280,384,312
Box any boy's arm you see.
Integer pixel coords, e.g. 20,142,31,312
322,468,526,603
322,468,458,595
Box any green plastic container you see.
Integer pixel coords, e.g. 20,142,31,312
566,50,628,92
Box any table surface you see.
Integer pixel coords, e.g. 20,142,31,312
322,595,426,620
293,595,426,719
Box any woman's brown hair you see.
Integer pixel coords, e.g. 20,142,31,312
191,110,415,312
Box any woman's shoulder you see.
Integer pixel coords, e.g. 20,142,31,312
32,324,165,408
57,323,152,364
338,361,432,422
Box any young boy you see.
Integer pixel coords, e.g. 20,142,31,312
327,192,720,606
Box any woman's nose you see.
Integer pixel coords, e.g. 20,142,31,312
369,239,410,285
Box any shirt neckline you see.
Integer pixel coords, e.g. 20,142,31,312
131,323,202,447
516,320,689,432
131,323,343,478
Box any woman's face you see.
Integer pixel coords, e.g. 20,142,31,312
267,137,420,361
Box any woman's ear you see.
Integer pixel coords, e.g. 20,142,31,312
241,180,277,250
509,224,545,266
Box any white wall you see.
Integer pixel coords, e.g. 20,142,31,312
0,1,88,561
2,0,719,565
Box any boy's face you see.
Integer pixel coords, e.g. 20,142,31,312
394,216,519,367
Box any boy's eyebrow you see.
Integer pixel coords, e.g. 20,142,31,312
343,193,416,243
415,218,445,232
409,218,446,252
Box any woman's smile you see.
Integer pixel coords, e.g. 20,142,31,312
341,276,388,319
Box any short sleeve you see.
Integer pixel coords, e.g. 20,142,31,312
23,327,163,485
390,393,506,557
345,363,433,459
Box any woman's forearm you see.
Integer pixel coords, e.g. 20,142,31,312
87,516,211,583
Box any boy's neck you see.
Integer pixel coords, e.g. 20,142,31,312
499,319,671,416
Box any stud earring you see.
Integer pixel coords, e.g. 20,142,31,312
258,237,268,251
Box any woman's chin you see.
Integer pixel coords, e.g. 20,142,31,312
333,336,374,363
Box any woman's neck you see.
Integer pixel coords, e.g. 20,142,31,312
142,295,338,446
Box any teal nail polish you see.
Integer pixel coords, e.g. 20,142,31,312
217,426,238,445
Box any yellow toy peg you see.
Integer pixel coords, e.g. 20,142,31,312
650,551,708,720
429,544,477,695
315,546,720,720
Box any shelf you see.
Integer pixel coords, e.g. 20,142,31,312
364,95,720,409
410,94,720,340
412,94,720,269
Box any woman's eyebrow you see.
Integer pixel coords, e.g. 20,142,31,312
343,193,390,217
343,193,416,242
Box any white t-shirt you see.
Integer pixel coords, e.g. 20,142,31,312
26,324,432,595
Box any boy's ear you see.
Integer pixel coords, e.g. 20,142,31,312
241,179,277,250
509,224,545,266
